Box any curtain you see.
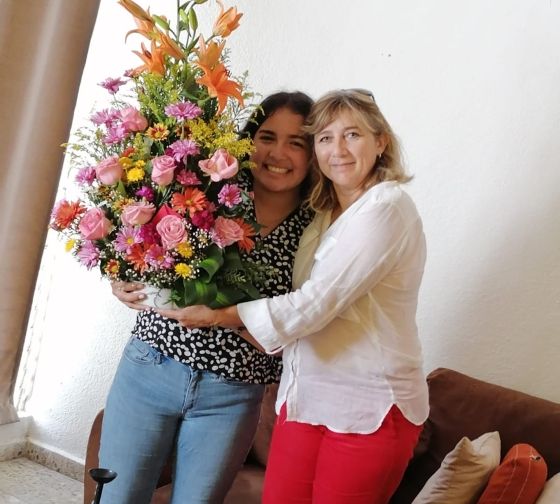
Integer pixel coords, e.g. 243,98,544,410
0,0,101,424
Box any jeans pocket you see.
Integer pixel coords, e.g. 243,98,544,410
124,337,160,365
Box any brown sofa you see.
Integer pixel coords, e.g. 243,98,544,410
84,368,560,503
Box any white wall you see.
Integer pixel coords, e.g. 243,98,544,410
22,0,560,463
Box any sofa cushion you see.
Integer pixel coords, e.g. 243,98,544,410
412,431,501,504
477,443,547,504
535,473,560,504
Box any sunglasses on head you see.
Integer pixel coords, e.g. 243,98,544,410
346,88,375,102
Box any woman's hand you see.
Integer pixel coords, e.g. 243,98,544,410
157,305,218,328
110,281,148,311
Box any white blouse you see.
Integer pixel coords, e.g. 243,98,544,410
237,181,429,433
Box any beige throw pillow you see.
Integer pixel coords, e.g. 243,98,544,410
535,473,560,504
412,431,501,504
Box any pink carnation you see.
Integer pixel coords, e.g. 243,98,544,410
99,77,126,94
218,184,242,208
104,123,128,144
79,208,112,240
75,166,96,186
169,139,199,163
211,216,243,248
176,169,201,186
198,149,238,182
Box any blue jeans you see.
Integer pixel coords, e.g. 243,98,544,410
98,337,265,504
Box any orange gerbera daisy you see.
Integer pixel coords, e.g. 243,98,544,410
233,218,256,252
171,188,208,217
125,243,149,273
50,200,86,231
196,63,243,114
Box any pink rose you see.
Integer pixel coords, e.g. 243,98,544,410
156,215,187,250
121,201,156,226
152,204,182,226
120,107,148,132
95,155,123,185
198,149,238,182
79,208,112,240
151,155,176,186
211,216,243,248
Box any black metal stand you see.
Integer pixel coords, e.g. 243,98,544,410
89,468,117,504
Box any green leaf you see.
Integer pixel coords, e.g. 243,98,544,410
183,279,218,306
152,15,170,31
197,245,224,282
116,180,127,196
209,286,249,308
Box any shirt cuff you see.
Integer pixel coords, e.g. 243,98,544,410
237,299,284,354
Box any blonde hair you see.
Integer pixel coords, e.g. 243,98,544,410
305,89,411,212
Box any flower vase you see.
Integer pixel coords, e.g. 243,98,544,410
139,285,176,309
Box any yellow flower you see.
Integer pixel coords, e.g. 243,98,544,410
127,167,145,182
146,122,170,140
176,242,193,259
175,263,193,278
134,160,146,168
119,157,134,168
65,238,77,252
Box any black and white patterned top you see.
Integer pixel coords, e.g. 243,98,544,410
131,180,314,384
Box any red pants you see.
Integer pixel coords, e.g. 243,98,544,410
262,404,422,504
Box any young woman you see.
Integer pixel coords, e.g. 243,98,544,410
99,91,315,504
160,89,429,504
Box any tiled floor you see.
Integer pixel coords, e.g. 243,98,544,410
0,458,82,504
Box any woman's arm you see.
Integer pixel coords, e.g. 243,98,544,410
156,305,268,353
156,304,241,328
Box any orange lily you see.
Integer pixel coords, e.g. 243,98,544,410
159,32,185,61
196,63,243,113
118,0,153,24
194,36,225,73
212,0,242,37
131,41,166,76
125,17,158,43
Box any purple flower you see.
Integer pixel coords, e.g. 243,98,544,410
164,101,202,120
176,169,202,186
114,226,142,253
103,123,128,144
77,241,100,269
99,77,127,95
145,245,175,269
135,186,155,202
218,184,242,208
90,108,120,126
169,139,200,163
75,166,96,186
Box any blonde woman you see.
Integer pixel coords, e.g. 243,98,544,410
161,89,428,504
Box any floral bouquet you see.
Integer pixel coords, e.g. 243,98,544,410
50,0,264,308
